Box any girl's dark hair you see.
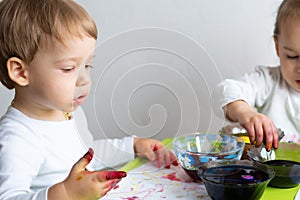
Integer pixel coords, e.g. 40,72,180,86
274,0,300,36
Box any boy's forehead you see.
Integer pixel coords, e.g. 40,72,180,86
41,33,91,46
54,52,96,64
38,35,96,61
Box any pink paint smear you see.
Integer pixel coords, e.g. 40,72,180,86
161,172,188,182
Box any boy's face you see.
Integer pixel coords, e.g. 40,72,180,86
275,18,300,93
26,35,96,114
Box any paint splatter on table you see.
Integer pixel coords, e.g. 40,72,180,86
102,161,210,200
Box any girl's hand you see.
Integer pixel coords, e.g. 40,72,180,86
225,100,278,151
133,137,178,168
48,148,127,200
238,111,278,151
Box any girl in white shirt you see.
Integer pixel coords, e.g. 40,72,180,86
213,0,300,151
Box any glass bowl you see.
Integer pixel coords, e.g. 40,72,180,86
173,132,245,182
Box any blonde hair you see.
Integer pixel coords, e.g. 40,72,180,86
274,0,300,36
0,0,98,89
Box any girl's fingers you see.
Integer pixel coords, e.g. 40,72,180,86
263,123,274,151
245,124,256,145
254,123,264,147
271,124,279,149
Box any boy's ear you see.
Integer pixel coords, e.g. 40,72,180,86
273,35,279,57
6,57,29,87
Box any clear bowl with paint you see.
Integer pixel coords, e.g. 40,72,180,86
199,160,275,200
173,132,245,182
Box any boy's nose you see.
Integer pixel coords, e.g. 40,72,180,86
76,66,91,86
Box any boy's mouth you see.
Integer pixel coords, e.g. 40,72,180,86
296,80,300,86
73,94,87,106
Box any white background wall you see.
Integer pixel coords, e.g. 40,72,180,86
0,1,282,140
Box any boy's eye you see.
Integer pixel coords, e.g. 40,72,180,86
287,55,299,59
85,64,93,69
62,66,75,72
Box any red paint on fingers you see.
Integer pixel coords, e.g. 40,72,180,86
173,160,179,166
105,171,127,180
83,148,94,162
265,143,272,151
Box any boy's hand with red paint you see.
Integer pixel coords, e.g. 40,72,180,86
133,137,178,168
48,148,127,200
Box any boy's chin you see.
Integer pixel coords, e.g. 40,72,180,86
64,105,79,113
71,106,79,111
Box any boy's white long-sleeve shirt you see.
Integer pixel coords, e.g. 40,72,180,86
0,106,134,200
213,65,300,143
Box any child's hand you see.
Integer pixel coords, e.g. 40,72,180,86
225,100,278,151
239,111,278,151
48,148,127,200
133,137,178,168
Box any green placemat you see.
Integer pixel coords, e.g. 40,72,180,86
262,185,299,200
274,142,300,162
